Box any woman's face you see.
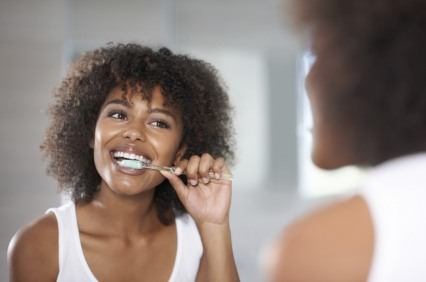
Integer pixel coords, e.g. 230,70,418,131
305,36,355,169
93,85,184,195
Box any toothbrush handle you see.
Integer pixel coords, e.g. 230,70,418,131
146,164,233,181
168,167,233,181
176,168,233,181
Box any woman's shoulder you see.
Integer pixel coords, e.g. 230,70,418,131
269,195,374,281
8,212,59,259
8,212,59,281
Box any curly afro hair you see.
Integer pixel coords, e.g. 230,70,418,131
41,43,235,224
291,0,426,165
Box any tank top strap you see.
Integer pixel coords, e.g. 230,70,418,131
46,202,98,282
358,153,426,282
169,213,203,282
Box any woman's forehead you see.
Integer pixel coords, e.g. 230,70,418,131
103,85,182,116
105,85,162,104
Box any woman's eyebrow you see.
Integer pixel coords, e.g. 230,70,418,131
149,108,178,121
103,99,131,108
103,99,178,120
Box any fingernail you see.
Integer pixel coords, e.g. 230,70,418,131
189,179,198,186
202,177,209,184
215,173,220,179
174,167,183,175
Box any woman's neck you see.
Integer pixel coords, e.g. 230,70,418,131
79,183,163,238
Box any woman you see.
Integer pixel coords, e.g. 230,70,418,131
8,43,239,282
269,0,426,281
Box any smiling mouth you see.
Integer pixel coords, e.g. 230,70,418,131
112,151,152,170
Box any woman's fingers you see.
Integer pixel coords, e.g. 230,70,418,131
185,155,201,186
199,153,214,184
174,154,230,185
212,157,226,179
174,159,188,176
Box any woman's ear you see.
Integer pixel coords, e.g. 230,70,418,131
174,145,187,164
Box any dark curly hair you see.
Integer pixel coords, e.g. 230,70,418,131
291,0,426,165
41,43,235,224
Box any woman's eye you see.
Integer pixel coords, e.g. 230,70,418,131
150,120,169,129
108,110,127,120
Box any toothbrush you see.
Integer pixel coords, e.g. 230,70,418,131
117,159,233,181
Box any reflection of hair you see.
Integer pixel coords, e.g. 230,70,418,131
41,43,235,224
293,0,426,164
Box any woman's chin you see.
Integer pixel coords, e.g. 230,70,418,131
311,151,350,170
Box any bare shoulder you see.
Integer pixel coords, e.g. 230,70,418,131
8,212,59,281
270,195,374,282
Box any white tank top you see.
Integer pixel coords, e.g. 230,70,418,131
359,153,426,282
47,202,203,282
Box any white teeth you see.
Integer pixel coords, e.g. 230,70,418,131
112,151,151,163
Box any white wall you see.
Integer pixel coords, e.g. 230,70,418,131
0,1,65,280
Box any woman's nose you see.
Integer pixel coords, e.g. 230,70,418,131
122,124,146,142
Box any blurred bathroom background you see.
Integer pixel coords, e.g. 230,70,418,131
0,1,365,281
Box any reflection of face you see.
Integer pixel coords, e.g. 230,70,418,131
305,42,354,170
93,85,184,195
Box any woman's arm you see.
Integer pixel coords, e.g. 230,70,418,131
8,214,58,282
161,153,239,282
266,196,374,282
195,221,239,282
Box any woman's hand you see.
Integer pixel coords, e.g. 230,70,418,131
162,153,240,281
160,153,232,226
